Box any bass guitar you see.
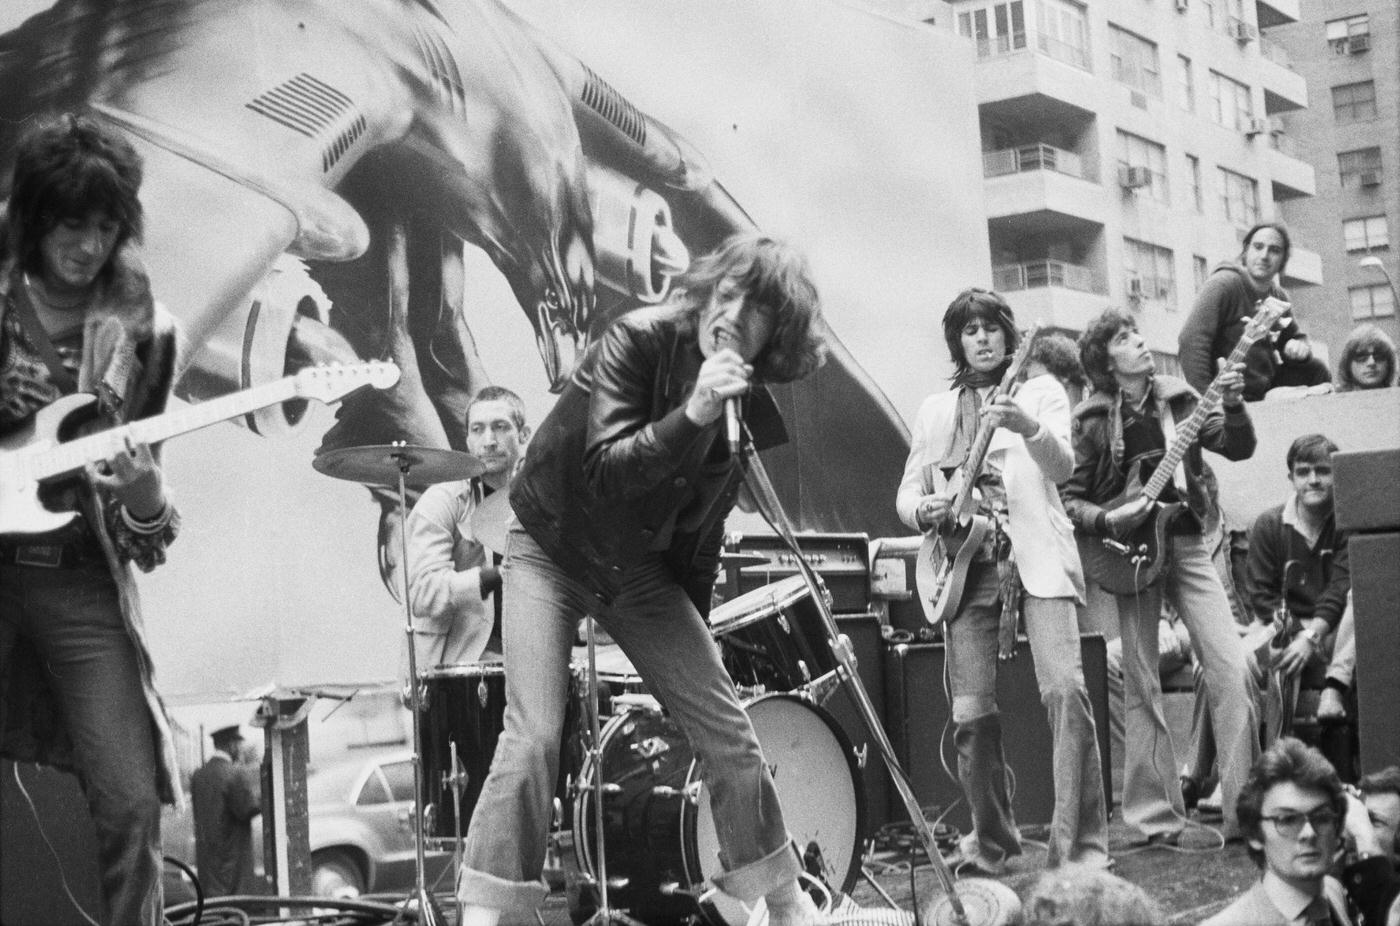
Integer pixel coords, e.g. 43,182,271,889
915,322,1042,626
0,360,400,536
1077,298,1287,594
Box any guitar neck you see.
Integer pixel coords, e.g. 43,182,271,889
31,378,299,481
1140,333,1253,501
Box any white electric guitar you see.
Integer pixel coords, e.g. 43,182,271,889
0,360,400,535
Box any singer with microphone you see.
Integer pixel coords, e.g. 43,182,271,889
453,233,828,926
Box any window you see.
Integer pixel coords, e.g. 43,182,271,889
380,760,417,803
1218,168,1259,227
1035,0,1090,69
1339,148,1383,189
1109,25,1162,98
1194,255,1210,290
1350,284,1395,320
1186,155,1203,213
1344,216,1390,252
1178,55,1194,112
958,1,1027,57
1118,132,1170,204
1332,82,1377,124
1124,237,1176,302
1326,14,1370,54
356,769,391,806
1209,70,1254,131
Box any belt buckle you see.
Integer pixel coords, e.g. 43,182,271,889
15,544,64,568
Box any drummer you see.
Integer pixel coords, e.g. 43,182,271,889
403,386,529,672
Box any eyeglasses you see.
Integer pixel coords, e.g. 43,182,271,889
1260,807,1340,839
1352,349,1386,362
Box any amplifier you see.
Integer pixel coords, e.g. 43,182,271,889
719,532,870,613
1334,449,1400,532
869,535,940,643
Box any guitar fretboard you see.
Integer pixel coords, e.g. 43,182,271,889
22,378,299,482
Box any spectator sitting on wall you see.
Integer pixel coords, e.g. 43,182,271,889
1178,223,1331,402
1335,323,1397,392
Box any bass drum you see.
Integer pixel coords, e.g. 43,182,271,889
571,693,863,926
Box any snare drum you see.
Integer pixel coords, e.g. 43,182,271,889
710,575,837,693
417,664,576,846
571,693,863,926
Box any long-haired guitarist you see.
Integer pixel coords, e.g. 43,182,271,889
896,288,1109,875
0,112,180,925
1063,306,1258,847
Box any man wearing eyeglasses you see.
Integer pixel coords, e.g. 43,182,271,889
1203,737,1394,925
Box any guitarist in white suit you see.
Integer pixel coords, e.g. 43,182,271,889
1063,307,1259,847
896,289,1110,875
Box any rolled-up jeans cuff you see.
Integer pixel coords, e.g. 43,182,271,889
710,840,803,904
457,866,550,914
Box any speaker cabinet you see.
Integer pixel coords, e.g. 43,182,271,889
816,614,891,835
882,633,1111,833
1352,532,1400,774
1,761,103,926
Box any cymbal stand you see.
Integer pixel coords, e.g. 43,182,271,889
447,740,467,926
580,617,643,926
740,445,971,925
391,454,447,926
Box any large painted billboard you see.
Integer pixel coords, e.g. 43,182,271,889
0,0,989,699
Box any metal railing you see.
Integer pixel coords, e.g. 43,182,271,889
993,260,1105,293
1258,36,1294,69
983,143,1089,180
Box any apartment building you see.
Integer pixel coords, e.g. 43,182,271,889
1268,1,1399,364
883,0,1319,366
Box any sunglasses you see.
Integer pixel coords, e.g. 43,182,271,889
1260,806,1340,839
1352,349,1387,362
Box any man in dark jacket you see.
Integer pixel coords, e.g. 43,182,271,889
1177,223,1331,401
190,724,260,896
1064,307,1259,845
455,234,828,926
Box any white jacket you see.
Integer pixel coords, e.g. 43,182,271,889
896,373,1085,602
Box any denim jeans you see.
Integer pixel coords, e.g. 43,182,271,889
457,527,799,913
0,560,164,926
1116,532,1259,839
943,564,1110,867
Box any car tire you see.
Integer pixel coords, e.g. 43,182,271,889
311,849,366,899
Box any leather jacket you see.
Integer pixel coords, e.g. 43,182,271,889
1062,374,1255,535
510,304,787,615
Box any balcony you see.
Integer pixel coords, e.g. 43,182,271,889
1264,134,1316,200
1255,0,1300,29
992,261,1109,332
1258,37,1308,114
973,32,1098,115
1282,245,1322,288
984,161,1109,231
983,144,1090,181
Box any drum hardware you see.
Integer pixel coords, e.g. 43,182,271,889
739,445,1011,926
313,442,483,926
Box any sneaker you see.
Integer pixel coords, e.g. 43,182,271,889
1180,776,1202,811
1317,686,1347,722
1128,830,1183,849
1198,784,1224,816
945,834,1008,877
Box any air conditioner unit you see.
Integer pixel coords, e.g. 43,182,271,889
1244,118,1270,138
1359,170,1382,188
1120,166,1152,190
1349,34,1370,53
1229,19,1256,43
1126,275,1145,299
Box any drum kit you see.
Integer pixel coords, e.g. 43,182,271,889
316,442,1012,926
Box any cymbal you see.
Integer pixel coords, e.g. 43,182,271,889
313,444,483,486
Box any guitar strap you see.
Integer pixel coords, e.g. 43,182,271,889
9,277,79,395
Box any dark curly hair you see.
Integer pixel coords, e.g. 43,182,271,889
1078,307,1138,395
2,111,144,288
1236,737,1345,870
941,288,1019,380
675,233,826,384
1028,331,1087,390
1335,323,1397,391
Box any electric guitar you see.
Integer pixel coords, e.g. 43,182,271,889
1077,298,1287,594
0,360,401,536
915,322,1042,626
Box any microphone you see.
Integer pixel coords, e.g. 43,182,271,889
724,397,742,455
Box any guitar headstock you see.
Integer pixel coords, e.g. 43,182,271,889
1244,296,1290,346
293,361,402,403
